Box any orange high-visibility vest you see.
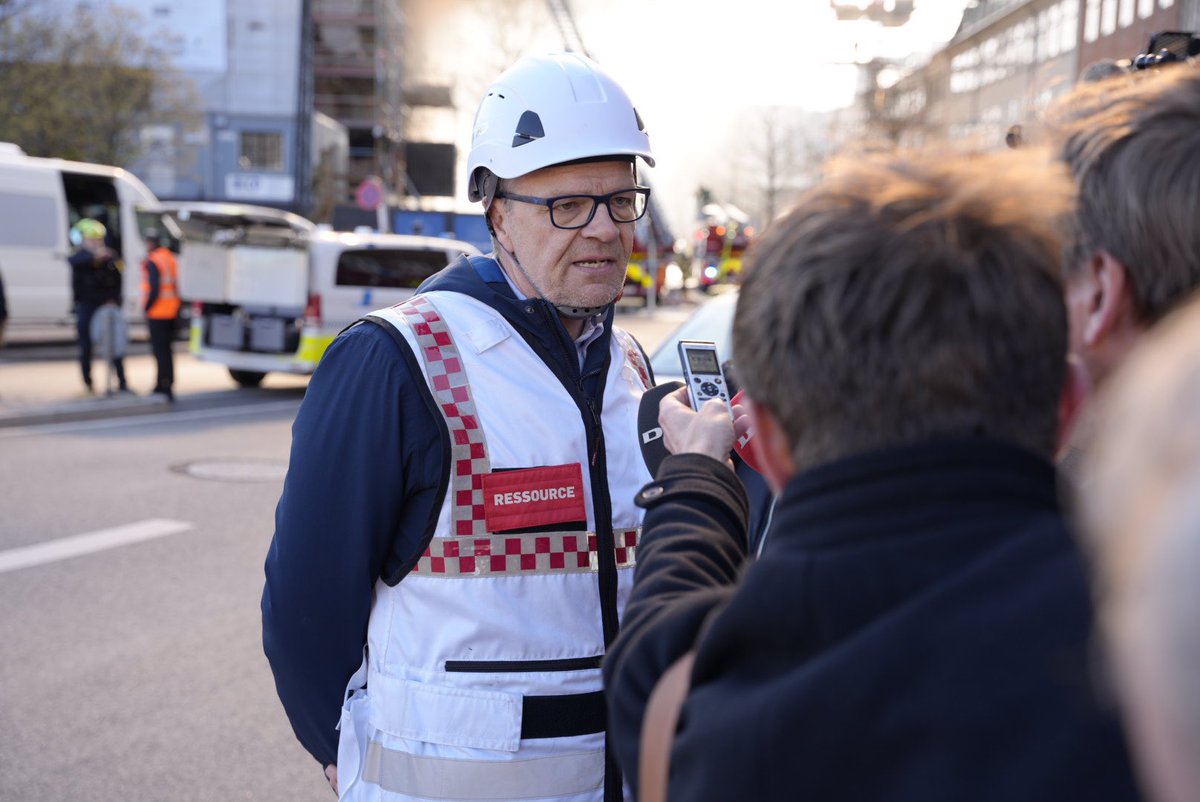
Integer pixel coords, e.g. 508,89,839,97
141,247,180,319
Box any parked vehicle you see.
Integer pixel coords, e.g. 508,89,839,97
696,221,752,292
648,288,738,383
0,142,174,330
159,202,481,387
622,195,677,304
622,233,674,305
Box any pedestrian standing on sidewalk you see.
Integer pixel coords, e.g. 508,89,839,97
67,218,128,394
141,228,180,401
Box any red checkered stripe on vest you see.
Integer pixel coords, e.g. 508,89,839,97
411,529,640,577
397,296,491,537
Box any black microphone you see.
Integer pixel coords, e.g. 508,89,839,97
637,381,683,476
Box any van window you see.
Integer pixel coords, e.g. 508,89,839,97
136,211,183,253
0,191,59,247
62,172,121,252
335,248,451,289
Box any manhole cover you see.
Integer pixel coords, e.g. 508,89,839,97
171,458,288,483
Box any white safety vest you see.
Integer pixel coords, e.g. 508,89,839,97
337,292,653,802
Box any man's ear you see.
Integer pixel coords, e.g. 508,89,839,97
1080,249,1134,347
489,202,514,254
745,396,796,495
1057,354,1091,456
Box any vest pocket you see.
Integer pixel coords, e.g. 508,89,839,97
337,688,372,800
369,674,522,752
444,655,603,673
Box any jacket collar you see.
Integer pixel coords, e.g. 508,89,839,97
415,253,616,381
771,438,1061,551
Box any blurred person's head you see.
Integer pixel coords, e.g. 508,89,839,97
1079,296,1200,802
72,218,107,252
732,148,1077,488
1046,62,1200,388
1079,58,1130,83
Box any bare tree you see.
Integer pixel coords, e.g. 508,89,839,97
468,0,555,96
757,107,800,225
717,106,819,227
0,0,33,26
0,4,200,166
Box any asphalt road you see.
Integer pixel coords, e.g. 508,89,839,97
0,394,316,801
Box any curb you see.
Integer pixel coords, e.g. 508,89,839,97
0,395,172,429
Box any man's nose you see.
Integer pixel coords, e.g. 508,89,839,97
581,201,621,239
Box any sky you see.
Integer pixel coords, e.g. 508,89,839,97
426,0,975,236
408,0,969,236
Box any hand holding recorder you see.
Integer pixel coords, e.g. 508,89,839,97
658,387,739,464
654,340,752,465
637,340,757,473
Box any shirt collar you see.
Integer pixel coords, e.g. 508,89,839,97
498,265,607,366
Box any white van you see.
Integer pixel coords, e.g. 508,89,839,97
159,202,481,387
0,143,171,329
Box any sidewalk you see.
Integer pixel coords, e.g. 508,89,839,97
0,350,171,428
0,348,292,428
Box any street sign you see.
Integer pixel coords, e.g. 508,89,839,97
355,177,384,211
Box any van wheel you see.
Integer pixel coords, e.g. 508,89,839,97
230,369,266,388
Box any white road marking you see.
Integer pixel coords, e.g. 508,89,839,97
0,519,194,575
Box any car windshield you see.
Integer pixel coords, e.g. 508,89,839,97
648,290,738,382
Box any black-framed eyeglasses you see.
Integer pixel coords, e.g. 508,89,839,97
494,186,651,230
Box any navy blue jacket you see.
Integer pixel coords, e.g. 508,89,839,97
68,249,122,307
262,255,644,767
604,441,1142,801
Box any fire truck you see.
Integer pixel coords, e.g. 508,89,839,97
621,194,676,304
695,203,754,292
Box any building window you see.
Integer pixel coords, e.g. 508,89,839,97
1138,0,1154,17
1062,0,1078,51
1160,0,1173,9
950,46,981,94
239,131,284,171
1101,0,1118,35
1085,0,1101,41
1013,19,1035,64
1119,0,1135,26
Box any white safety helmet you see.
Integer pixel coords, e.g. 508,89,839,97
466,52,654,203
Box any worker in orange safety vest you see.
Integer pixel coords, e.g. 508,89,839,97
141,228,180,401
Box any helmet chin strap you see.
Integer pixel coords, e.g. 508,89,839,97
496,239,612,320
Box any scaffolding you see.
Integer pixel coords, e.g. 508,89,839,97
311,0,405,200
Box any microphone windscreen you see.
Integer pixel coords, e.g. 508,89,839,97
637,381,684,476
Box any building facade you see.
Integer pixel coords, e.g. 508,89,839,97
1078,0,1196,71
312,0,405,199
877,0,1199,149
48,0,353,217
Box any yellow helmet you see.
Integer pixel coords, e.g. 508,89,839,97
71,218,107,245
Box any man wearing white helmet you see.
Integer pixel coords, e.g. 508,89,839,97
263,53,656,802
